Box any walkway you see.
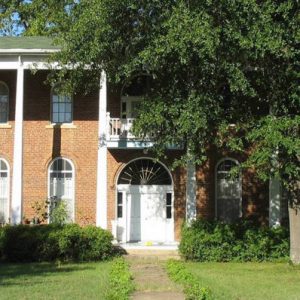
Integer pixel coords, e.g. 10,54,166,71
125,248,185,300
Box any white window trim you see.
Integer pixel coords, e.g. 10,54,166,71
0,157,10,223
0,81,9,124
50,86,74,125
215,157,242,220
47,157,75,223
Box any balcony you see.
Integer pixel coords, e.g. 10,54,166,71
106,113,153,149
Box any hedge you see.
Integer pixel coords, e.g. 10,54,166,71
179,219,289,262
0,224,114,262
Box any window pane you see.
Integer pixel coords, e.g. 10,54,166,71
65,103,72,113
57,159,63,171
65,161,72,171
166,193,172,206
65,113,72,123
58,113,65,123
0,98,8,123
52,113,59,123
117,192,123,205
166,207,172,219
59,103,65,113
53,103,59,113
117,206,123,218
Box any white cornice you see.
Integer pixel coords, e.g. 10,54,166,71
0,49,59,54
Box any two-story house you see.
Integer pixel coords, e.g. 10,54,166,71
0,37,286,244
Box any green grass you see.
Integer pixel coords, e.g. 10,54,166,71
0,261,112,300
185,262,300,300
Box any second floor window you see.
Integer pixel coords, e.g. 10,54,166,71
51,86,73,124
0,82,9,123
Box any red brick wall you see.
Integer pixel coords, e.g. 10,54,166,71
21,70,98,224
0,69,269,232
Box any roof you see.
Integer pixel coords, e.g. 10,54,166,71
0,36,60,53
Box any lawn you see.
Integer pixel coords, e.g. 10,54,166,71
0,261,112,300
186,262,300,300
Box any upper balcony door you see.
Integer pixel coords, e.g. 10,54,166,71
121,96,141,118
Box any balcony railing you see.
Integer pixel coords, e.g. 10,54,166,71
107,113,136,140
106,112,180,149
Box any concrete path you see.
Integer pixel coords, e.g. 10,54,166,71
126,254,185,300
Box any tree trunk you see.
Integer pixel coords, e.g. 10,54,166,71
289,204,300,264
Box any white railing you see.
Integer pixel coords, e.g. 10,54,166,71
107,112,136,140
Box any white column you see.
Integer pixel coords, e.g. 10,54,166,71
11,57,24,224
269,178,281,227
186,160,197,223
96,71,108,228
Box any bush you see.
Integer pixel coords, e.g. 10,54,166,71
58,224,114,261
0,224,114,262
105,257,135,300
179,219,289,262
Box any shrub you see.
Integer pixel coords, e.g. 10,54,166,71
0,226,4,260
179,219,289,262
58,224,114,261
105,257,135,300
0,224,114,262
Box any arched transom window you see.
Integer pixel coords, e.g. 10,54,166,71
51,86,73,124
0,82,9,123
118,159,172,185
216,159,242,222
49,158,74,222
0,158,9,224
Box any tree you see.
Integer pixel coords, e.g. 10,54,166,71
2,0,300,262
0,0,76,36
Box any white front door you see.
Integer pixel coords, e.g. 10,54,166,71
125,185,174,243
128,192,141,241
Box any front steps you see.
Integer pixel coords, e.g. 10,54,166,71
118,242,181,260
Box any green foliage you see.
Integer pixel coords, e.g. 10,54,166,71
166,259,212,300
105,257,135,300
58,224,114,261
49,199,70,225
0,0,76,36
179,219,289,262
0,224,114,262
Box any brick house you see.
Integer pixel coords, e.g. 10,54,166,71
0,37,286,243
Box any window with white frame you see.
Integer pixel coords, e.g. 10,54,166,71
0,82,9,123
216,159,242,222
51,86,73,124
49,158,74,222
0,158,9,224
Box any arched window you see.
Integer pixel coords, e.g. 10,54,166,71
0,158,9,224
51,86,73,124
118,158,172,185
216,158,242,222
48,157,75,222
0,82,9,123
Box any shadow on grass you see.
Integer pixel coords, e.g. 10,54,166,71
0,262,94,286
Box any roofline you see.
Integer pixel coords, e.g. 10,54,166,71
0,49,60,54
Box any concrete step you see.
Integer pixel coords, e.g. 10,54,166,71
125,249,180,260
